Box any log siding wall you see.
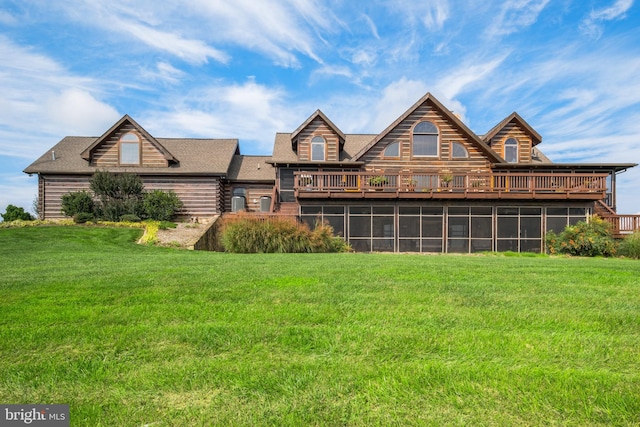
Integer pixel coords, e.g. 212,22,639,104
39,174,221,220
296,117,341,162
91,123,168,168
361,101,492,173
488,122,532,163
224,184,274,212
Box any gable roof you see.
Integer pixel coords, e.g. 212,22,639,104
290,109,346,146
352,92,505,163
24,136,239,176
271,132,373,164
482,112,542,146
80,114,177,163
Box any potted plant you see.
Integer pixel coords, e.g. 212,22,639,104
368,175,388,190
406,179,417,192
440,171,453,189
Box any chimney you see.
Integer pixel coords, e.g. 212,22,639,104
52,150,56,161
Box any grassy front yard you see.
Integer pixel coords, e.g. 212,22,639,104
1,227,639,426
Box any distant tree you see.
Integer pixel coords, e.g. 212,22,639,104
1,204,34,222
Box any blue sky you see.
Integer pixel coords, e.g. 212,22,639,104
2,0,640,214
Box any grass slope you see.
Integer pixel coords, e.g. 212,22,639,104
1,227,639,426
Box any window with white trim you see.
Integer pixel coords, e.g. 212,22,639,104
311,136,325,161
413,121,439,157
120,132,140,165
504,138,518,163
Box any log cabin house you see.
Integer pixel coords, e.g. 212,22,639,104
24,92,639,253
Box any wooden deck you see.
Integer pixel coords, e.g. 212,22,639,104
601,214,640,238
294,171,609,201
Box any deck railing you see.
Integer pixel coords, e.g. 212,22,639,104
294,171,608,197
600,214,640,236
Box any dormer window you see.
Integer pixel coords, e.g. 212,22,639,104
120,132,140,165
504,137,518,163
311,136,326,161
413,121,439,157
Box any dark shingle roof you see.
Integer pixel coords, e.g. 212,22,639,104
227,155,275,181
24,136,239,175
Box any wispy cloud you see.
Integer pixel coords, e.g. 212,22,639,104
580,0,634,39
115,20,229,65
144,79,292,153
0,36,119,154
485,0,551,38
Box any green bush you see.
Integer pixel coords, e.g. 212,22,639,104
90,171,144,221
546,215,616,257
61,191,94,217
1,205,34,222
143,190,183,221
73,212,95,224
220,214,350,253
120,214,141,223
618,231,640,259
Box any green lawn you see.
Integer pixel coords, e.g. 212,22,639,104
1,226,639,426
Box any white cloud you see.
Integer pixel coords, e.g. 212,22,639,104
580,0,634,39
436,55,508,99
0,36,120,157
115,20,229,65
141,62,186,85
45,89,120,136
144,79,292,153
370,78,429,130
486,0,551,38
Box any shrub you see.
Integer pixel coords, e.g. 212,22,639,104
546,215,616,257
220,214,350,253
1,205,34,222
61,191,95,217
618,231,640,259
73,212,95,224
143,190,183,221
120,214,141,223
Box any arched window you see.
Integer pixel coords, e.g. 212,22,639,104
120,132,140,165
413,121,439,157
311,136,325,161
451,142,468,158
384,141,400,157
504,138,518,163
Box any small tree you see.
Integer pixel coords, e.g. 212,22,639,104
90,171,144,221
143,190,183,221
1,204,34,222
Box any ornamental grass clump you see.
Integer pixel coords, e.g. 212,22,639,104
545,215,616,257
220,213,350,253
618,230,640,259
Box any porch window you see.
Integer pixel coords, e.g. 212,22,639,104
451,141,468,158
504,138,518,163
412,121,439,157
120,132,140,165
311,136,326,161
